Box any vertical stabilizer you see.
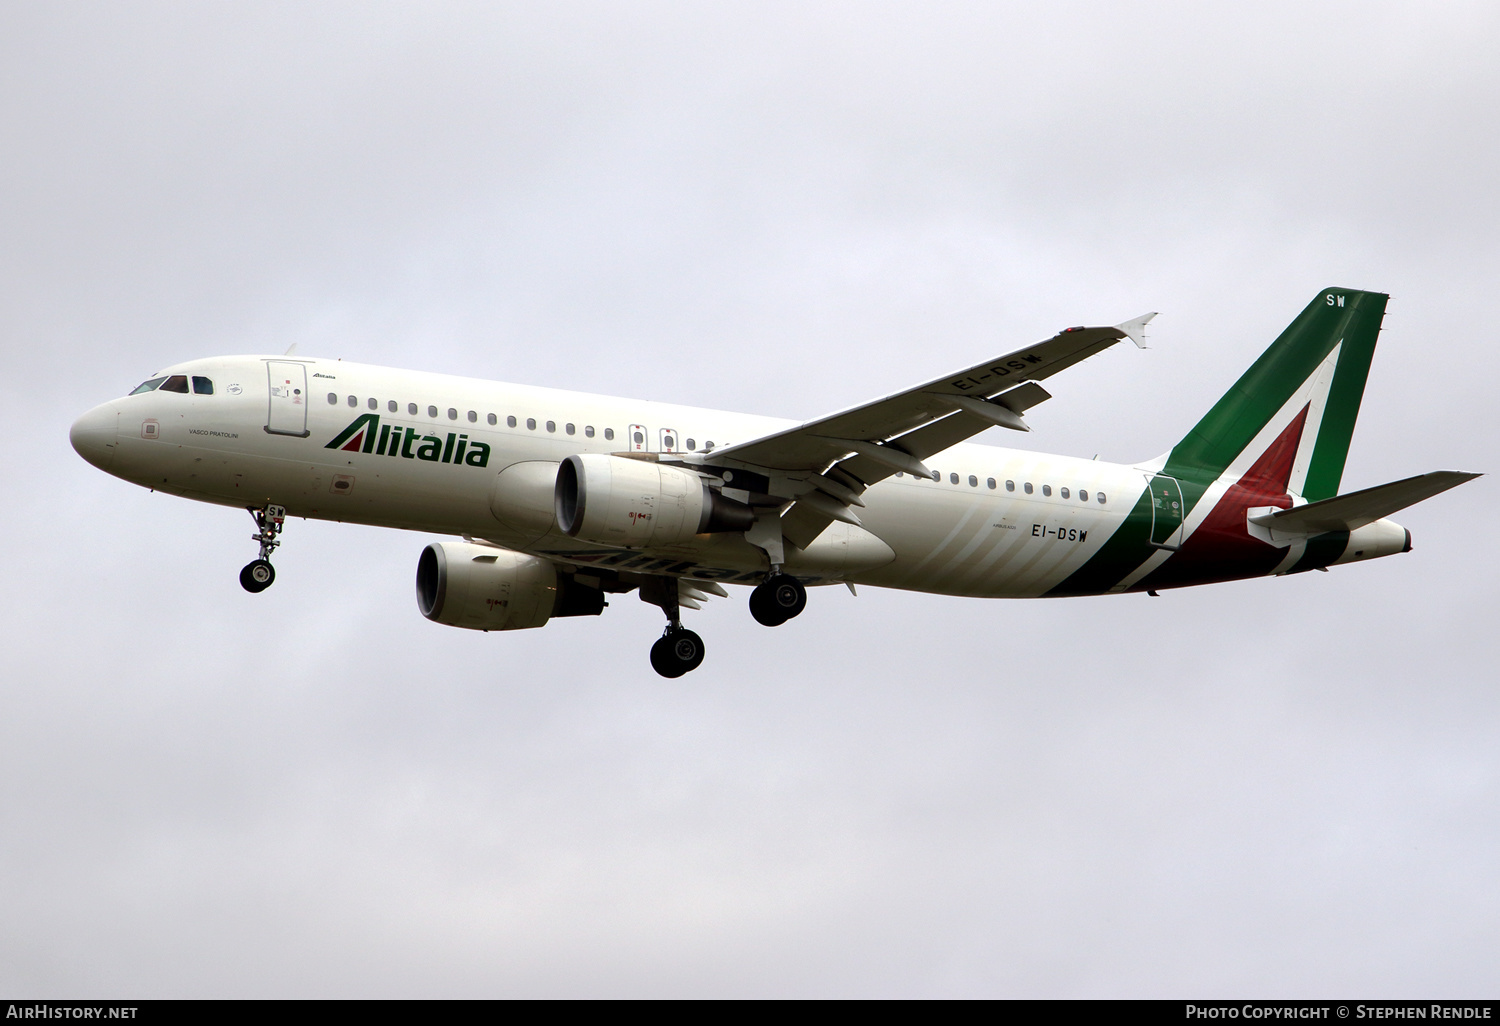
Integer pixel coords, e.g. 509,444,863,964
1163,288,1387,501
1048,288,1388,597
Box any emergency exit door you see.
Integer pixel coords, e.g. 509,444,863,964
266,361,309,437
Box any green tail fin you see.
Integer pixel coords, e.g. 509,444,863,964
1162,287,1387,501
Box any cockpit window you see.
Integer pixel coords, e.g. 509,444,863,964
159,375,189,393
130,377,167,395
192,376,214,395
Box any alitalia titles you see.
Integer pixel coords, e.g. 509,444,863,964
325,413,491,467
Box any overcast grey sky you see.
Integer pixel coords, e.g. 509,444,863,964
2,1,1497,997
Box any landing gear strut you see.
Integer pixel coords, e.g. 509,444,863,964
240,505,285,593
639,575,706,678
749,572,806,627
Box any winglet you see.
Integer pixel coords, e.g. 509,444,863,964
1114,312,1157,349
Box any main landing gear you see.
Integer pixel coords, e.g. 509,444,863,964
749,572,806,627
634,571,807,676
638,575,706,678
650,626,705,679
240,504,285,594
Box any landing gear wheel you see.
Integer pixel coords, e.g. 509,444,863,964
749,586,787,626
240,559,275,593
650,628,705,678
750,573,805,626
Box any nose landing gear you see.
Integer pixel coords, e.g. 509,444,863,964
749,572,806,626
240,505,285,593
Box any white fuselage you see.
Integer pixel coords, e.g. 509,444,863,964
72,355,1150,598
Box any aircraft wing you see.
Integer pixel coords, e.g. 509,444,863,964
707,315,1154,548
715,317,1152,474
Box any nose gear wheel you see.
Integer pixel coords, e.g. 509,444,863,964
240,559,275,593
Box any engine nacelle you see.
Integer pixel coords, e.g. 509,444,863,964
554,453,754,549
416,542,603,631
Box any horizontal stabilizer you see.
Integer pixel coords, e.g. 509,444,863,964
1250,471,1480,537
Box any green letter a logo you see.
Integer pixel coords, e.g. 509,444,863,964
326,413,380,453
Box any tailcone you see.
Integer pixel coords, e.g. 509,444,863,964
1333,518,1409,566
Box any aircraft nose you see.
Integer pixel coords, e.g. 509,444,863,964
70,405,118,471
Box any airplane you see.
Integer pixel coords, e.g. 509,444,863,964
70,287,1478,677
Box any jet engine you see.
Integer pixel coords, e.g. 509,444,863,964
415,541,604,631
554,453,754,549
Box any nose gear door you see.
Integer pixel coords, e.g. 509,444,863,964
266,361,309,437
1145,473,1184,550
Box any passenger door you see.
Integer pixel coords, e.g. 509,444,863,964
266,362,309,437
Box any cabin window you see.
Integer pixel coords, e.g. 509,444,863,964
565,423,575,435
526,418,536,430
487,413,497,425
1060,487,1070,499
366,397,377,410
1042,484,1052,497
686,438,696,450
704,440,714,450
408,403,417,415
507,416,517,427
930,470,940,481
427,406,438,418
1097,492,1107,504
969,475,978,487
159,376,189,393
447,408,457,420
1006,480,1015,491
346,395,356,407
129,377,167,395
632,430,644,445
584,425,595,438
468,411,477,423
949,473,959,485
604,428,615,441
327,392,338,404
1079,489,1088,501
192,376,214,395
389,400,398,413
1024,482,1033,494
546,421,556,433
987,478,996,489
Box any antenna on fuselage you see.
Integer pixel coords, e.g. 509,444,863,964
284,343,299,357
